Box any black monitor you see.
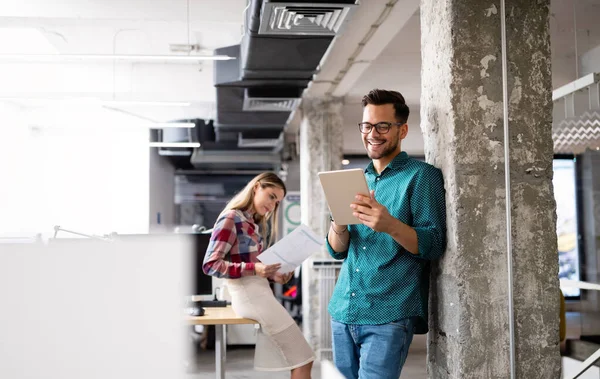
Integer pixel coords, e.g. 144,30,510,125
192,233,213,296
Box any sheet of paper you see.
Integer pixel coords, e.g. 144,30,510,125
257,224,322,273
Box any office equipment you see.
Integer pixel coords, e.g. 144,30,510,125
185,301,205,317
318,168,370,225
0,235,193,379
196,300,228,308
191,233,214,296
278,268,303,324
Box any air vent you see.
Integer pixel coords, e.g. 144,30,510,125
242,87,302,112
243,97,301,111
259,2,357,36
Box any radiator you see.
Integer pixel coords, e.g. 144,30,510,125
313,259,343,361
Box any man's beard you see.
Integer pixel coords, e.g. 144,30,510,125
366,139,399,160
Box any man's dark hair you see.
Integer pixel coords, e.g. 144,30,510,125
361,89,410,123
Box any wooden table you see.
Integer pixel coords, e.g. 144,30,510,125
187,306,257,379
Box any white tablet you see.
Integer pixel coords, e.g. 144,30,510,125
318,168,370,225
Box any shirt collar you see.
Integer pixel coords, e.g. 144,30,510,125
241,208,256,221
365,151,409,175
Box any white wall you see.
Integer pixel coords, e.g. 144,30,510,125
0,102,150,239
581,44,600,77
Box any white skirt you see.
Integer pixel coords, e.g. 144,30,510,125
226,276,315,371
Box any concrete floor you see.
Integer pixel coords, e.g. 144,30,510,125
185,312,596,379
187,334,428,379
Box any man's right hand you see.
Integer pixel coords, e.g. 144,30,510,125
255,262,281,278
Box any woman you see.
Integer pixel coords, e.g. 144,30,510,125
203,172,314,378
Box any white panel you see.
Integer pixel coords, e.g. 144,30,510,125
0,236,192,379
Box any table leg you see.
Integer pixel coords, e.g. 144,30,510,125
215,324,226,379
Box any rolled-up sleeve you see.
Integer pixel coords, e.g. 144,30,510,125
411,166,447,260
325,232,349,260
202,212,255,278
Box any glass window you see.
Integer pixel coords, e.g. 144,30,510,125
553,158,581,297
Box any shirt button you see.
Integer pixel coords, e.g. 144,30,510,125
351,293,356,297
356,268,360,272
363,246,366,250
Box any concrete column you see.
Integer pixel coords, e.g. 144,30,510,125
299,97,344,356
421,1,560,378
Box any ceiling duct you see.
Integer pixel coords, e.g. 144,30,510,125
238,129,284,148
258,1,357,36
190,148,282,171
242,87,302,112
215,86,291,127
155,119,206,157
202,0,357,170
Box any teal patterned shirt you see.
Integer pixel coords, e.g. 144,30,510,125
326,152,446,334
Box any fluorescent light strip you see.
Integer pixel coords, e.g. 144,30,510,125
149,142,200,148
101,100,191,107
0,54,235,62
0,97,191,107
150,122,195,129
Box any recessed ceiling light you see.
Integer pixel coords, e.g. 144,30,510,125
342,159,350,165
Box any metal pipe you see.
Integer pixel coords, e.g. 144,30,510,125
53,225,110,241
500,0,516,378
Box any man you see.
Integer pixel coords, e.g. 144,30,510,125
326,89,446,379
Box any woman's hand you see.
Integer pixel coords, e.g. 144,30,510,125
255,262,281,278
273,271,294,284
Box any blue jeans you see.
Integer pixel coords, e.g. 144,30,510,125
331,318,415,379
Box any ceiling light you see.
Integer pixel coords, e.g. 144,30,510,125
149,122,195,129
342,159,350,165
101,100,191,107
149,142,200,148
0,54,235,62
0,97,191,107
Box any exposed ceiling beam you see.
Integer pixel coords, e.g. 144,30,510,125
305,0,419,98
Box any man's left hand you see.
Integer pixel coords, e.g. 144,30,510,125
351,190,394,233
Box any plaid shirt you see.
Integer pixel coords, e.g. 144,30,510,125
202,209,262,278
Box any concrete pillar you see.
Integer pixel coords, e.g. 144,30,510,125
299,97,344,356
421,1,560,378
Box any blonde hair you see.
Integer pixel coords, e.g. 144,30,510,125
221,172,287,246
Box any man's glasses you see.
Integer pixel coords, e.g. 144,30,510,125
358,121,404,134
